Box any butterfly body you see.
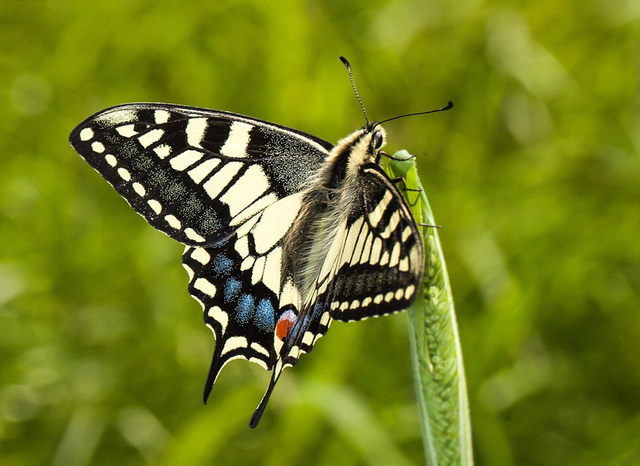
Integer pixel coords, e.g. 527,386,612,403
70,103,424,427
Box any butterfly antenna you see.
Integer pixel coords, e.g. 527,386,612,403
375,101,453,128
340,56,369,126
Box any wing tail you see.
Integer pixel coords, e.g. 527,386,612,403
249,362,285,428
203,343,225,404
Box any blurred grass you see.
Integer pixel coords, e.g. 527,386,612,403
1,1,639,465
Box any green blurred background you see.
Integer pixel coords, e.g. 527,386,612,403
1,1,639,465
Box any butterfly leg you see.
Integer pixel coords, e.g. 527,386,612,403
390,177,422,207
391,176,422,192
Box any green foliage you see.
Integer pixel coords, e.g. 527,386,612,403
1,1,638,465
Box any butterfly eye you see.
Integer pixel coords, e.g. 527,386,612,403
371,131,384,151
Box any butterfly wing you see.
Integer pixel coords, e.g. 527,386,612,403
313,164,424,324
69,103,332,246
181,190,310,400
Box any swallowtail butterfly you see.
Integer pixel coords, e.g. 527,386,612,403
70,58,441,427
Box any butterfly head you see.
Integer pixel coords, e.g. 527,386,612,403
321,124,386,189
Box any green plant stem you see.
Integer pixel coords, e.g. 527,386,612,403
385,151,473,466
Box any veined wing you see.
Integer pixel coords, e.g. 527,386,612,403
69,103,332,246
181,190,327,401
322,164,425,321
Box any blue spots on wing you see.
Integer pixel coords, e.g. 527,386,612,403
224,278,241,303
231,294,276,332
255,299,275,332
236,293,255,325
207,253,276,333
212,253,233,277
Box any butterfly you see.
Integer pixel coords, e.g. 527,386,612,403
69,58,433,427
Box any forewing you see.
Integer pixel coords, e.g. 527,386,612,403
69,103,332,246
326,165,425,321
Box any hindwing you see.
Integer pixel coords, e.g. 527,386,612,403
181,191,333,402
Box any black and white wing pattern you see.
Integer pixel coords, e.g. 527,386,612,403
323,164,423,322
69,103,331,246
69,102,425,428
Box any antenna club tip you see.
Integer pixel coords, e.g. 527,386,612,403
445,101,454,109
339,56,350,68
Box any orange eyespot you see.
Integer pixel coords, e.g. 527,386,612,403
275,311,296,341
